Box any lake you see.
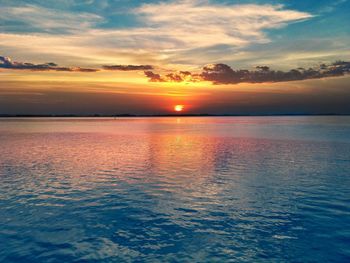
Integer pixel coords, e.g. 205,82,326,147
0,117,350,262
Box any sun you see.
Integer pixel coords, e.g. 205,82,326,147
174,105,184,112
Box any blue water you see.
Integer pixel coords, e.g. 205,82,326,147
0,117,350,262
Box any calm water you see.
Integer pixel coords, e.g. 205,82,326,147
0,117,350,262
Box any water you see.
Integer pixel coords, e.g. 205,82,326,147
0,116,350,262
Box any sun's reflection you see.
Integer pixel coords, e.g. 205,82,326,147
0,118,237,197
2,117,305,208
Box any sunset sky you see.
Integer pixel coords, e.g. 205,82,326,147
0,0,349,115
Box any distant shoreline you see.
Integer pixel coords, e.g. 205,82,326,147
1,114,349,118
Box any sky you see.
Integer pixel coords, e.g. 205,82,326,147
0,0,349,115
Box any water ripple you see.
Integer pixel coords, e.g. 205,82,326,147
0,117,350,262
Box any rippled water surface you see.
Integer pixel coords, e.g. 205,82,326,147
1,117,350,262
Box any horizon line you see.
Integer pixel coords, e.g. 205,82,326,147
1,113,350,118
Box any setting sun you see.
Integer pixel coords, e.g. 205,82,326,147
174,105,184,112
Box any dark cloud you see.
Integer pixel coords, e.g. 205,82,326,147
165,71,200,82
201,61,350,84
0,56,157,73
201,63,239,84
144,61,350,84
0,56,99,72
144,71,164,82
256,66,270,71
144,70,201,83
103,65,154,71
2,55,350,85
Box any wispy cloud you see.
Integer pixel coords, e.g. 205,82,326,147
0,5,102,33
0,1,313,68
0,56,98,72
0,56,153,72
144,61,350,84
135,0,312,49
103,65,154,71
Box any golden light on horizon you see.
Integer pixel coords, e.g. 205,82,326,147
174,105,184,112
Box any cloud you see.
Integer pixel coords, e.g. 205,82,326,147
144,70,201,83
0,56,98,72
0,55,158,73
144,71,164,82
0,5,102,33
134,0,312,49
3,55,349,84
103,65,154,71
1,2,311,48
0,1,313,68
144,61,350,84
